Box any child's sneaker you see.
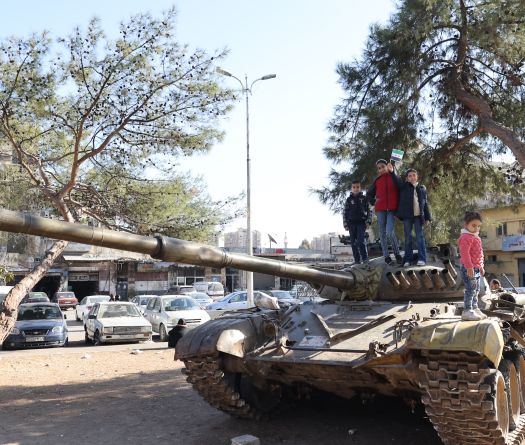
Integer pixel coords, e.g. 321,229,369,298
384,256,393,265
473,308,487,320
403,262,410,267
461,309,482,321
416,260,426,266
395,254,403,265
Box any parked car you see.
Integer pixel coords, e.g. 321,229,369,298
84,302,152,345
52,291,78,309
187,291,213,309
143,295,210,341
0,285,13,305
206,290,272,311
130,295,158,314
193,282,225,299
22,291,50,304
165,285,196,295
2,302,68,350
75,295,111,321
262,290,302,308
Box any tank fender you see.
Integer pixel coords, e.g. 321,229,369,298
175,315,269,360
406,319,504,367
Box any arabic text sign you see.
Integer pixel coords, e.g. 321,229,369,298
502,235,525,252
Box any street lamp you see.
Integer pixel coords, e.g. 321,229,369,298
217,67,276,308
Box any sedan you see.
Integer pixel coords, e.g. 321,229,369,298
206,290,271,311
130,295,158,314
75,295,111,321
22,292,50,304
143,295,210,341
53,291,78,309
262,290,303,308
187,291,213,309
84,302,152,345
2,303,68,350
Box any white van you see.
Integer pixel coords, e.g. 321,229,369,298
193,282,224,299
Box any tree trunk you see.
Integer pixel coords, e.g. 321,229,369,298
0,239,68,344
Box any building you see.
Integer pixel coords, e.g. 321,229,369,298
480,203,525,287
223,228,262,250
310,233,338,253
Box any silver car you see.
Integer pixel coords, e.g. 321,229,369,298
84,302,152,345
143,295,210,341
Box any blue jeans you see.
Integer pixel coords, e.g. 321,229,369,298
460,265,481,310
348,222,368,263
403,217,427,263
376,211,400,257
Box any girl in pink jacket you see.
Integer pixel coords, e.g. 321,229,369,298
457,211,486,321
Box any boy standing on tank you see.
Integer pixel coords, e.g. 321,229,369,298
343,180,372,264
396,168,432,266
458,211,487,321
367,159,403,265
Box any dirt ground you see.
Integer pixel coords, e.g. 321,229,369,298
0,347,444,445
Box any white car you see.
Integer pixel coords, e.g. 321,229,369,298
143,295,210,341
206,290,271,311
84,302,152,345
193,282,225,299
75,295,111,321
130,295,158,314
187,291,213,309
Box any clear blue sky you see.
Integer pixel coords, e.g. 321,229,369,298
1,1,396,247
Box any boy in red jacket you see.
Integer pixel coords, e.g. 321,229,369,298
457,211,487,321
367,159,402,265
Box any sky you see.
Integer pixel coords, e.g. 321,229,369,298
0,0,397,248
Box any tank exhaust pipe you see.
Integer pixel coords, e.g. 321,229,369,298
406,270,422,289
443,259,458,278
430,269,446,289
419,270,434,289
394,271,411,289
441,269,456,288
386,272,401,289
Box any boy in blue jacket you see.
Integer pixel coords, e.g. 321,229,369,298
343,180,372,264
396,169,431,266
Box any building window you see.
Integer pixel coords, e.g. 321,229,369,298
521,221,525,235
487,255,497,263
496,223,508,237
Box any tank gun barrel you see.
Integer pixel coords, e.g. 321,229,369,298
0,209,355,290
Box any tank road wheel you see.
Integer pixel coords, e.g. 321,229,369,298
418,351,522,445
182,354,281,420
500,359,520,430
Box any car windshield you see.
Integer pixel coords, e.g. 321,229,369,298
98,304,141,318
18,305,62,320
163,297,200,311
272,291,293,300
189,292,209,300
139,298,151,305
88,296,111,304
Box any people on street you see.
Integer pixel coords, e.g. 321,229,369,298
395,168,431,266
343,180,372,264
458,211,486,321
367,159,402,265
168,318,187,349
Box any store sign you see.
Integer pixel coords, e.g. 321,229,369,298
502,235,525,251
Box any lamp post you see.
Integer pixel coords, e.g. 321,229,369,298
217,68,276,308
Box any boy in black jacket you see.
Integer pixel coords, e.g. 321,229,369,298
395,169,431,266
343,180,372,264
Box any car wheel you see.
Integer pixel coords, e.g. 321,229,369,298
159,324,168,342
84,330,92,345
2,341,11,351
64,337,69,347
76,313,81,322
93,330,103,346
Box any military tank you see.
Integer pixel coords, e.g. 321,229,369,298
0,208,524,445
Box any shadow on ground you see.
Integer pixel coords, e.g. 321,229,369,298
0,368,442,445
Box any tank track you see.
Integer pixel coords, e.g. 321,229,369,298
419,350,525,445
182,354,265,420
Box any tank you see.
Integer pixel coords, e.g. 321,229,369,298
0,208,524,445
